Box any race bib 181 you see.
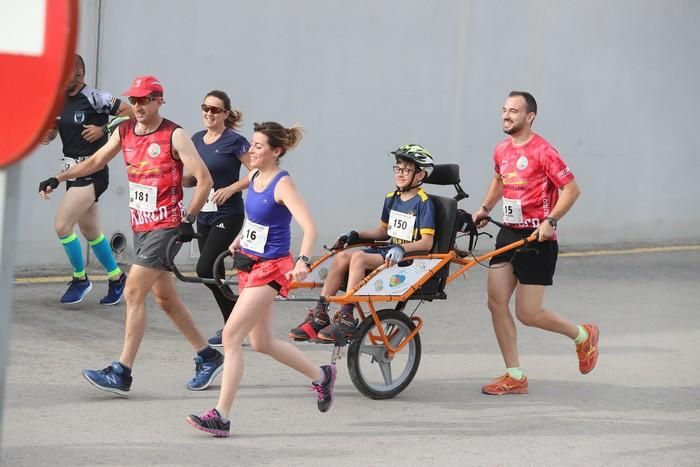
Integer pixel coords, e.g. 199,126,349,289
129,182,157,212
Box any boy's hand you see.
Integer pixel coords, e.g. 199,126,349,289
332,230,359,249
385,245,405,266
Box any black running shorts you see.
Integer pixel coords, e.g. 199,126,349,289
489,227,558,286
66,165,109,202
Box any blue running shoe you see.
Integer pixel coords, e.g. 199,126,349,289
186,408,230,437
312,364,337,413
187,352,224,391
100,273,127,305
60,276,93,304
82,361,132,397
207,329,223,348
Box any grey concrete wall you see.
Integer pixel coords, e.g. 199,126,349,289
15,0,700,268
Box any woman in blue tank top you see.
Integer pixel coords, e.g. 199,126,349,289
187,121,336,437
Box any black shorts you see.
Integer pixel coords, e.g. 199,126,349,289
362,246,394,259
66,165,109,202
489,227,558,286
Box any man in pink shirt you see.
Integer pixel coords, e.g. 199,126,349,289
472,91,599,395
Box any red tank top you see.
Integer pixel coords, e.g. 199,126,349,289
493,134,575,236
119,118,184,232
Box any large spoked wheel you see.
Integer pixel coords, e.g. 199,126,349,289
347,309,421,400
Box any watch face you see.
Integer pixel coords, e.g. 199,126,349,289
186,214,196,223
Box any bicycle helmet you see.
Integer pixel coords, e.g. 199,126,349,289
391,144,434,178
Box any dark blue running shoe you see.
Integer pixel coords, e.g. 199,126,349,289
187,352,224,391
207,329,223,348
82,361,132,397
100,273,127,305
186,408,230,437
312,364,337,413
60,276,92,304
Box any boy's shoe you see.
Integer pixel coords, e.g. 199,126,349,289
312,364,337,413
186,408,230,437
187,352,224,391
100,273,127,305
576,323,599,374
289,308,330,341
481,374,529,395
60,276,93,304
82,361,132,397
316,312,358,344
208,329,223,348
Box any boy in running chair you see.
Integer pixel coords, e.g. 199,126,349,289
289,144,436,344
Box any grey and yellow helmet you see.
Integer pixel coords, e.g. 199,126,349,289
391,144,434,177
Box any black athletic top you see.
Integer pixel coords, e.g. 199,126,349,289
57,84,121,157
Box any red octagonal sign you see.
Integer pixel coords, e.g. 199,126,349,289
0,0,78,167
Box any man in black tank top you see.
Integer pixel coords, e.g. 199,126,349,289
39,54,132,306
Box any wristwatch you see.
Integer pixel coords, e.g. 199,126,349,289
183,212,196,224
545,216,557,229
296,255,312,269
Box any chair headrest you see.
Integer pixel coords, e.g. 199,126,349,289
424,164,460,186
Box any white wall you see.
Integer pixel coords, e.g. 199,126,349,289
15,0,700,268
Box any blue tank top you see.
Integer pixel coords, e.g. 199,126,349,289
241,170,292,259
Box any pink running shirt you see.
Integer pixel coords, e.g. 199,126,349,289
493,134,574,236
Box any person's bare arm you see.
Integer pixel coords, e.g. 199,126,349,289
275,176,317,282
115,101,133,118
537,179,580,241
172,128,212,216
358,225,390,242
39,131,122,199
210,151,251,204
473,172,504,226
40,120,59,145
82,101,134,143
402,233,434,254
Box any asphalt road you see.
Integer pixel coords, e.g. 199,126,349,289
2,248,699,466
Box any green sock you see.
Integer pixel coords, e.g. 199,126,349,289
506,367,524,380
574,325,589,345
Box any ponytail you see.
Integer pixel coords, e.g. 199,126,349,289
253,121,304,157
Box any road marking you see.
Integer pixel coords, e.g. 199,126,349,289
560,244,700,257
13,244,700,284
15,271,199,285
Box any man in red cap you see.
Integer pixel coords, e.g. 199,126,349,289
40,75,225,396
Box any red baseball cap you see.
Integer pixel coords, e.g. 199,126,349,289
122,75,164,97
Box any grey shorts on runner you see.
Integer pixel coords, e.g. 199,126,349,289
133,227,182,271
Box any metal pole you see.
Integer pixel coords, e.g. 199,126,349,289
0,164,21,449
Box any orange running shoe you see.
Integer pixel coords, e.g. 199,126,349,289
481,374,529,395
576,323,599,374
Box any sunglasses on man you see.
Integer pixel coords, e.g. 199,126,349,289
128,96,160,106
